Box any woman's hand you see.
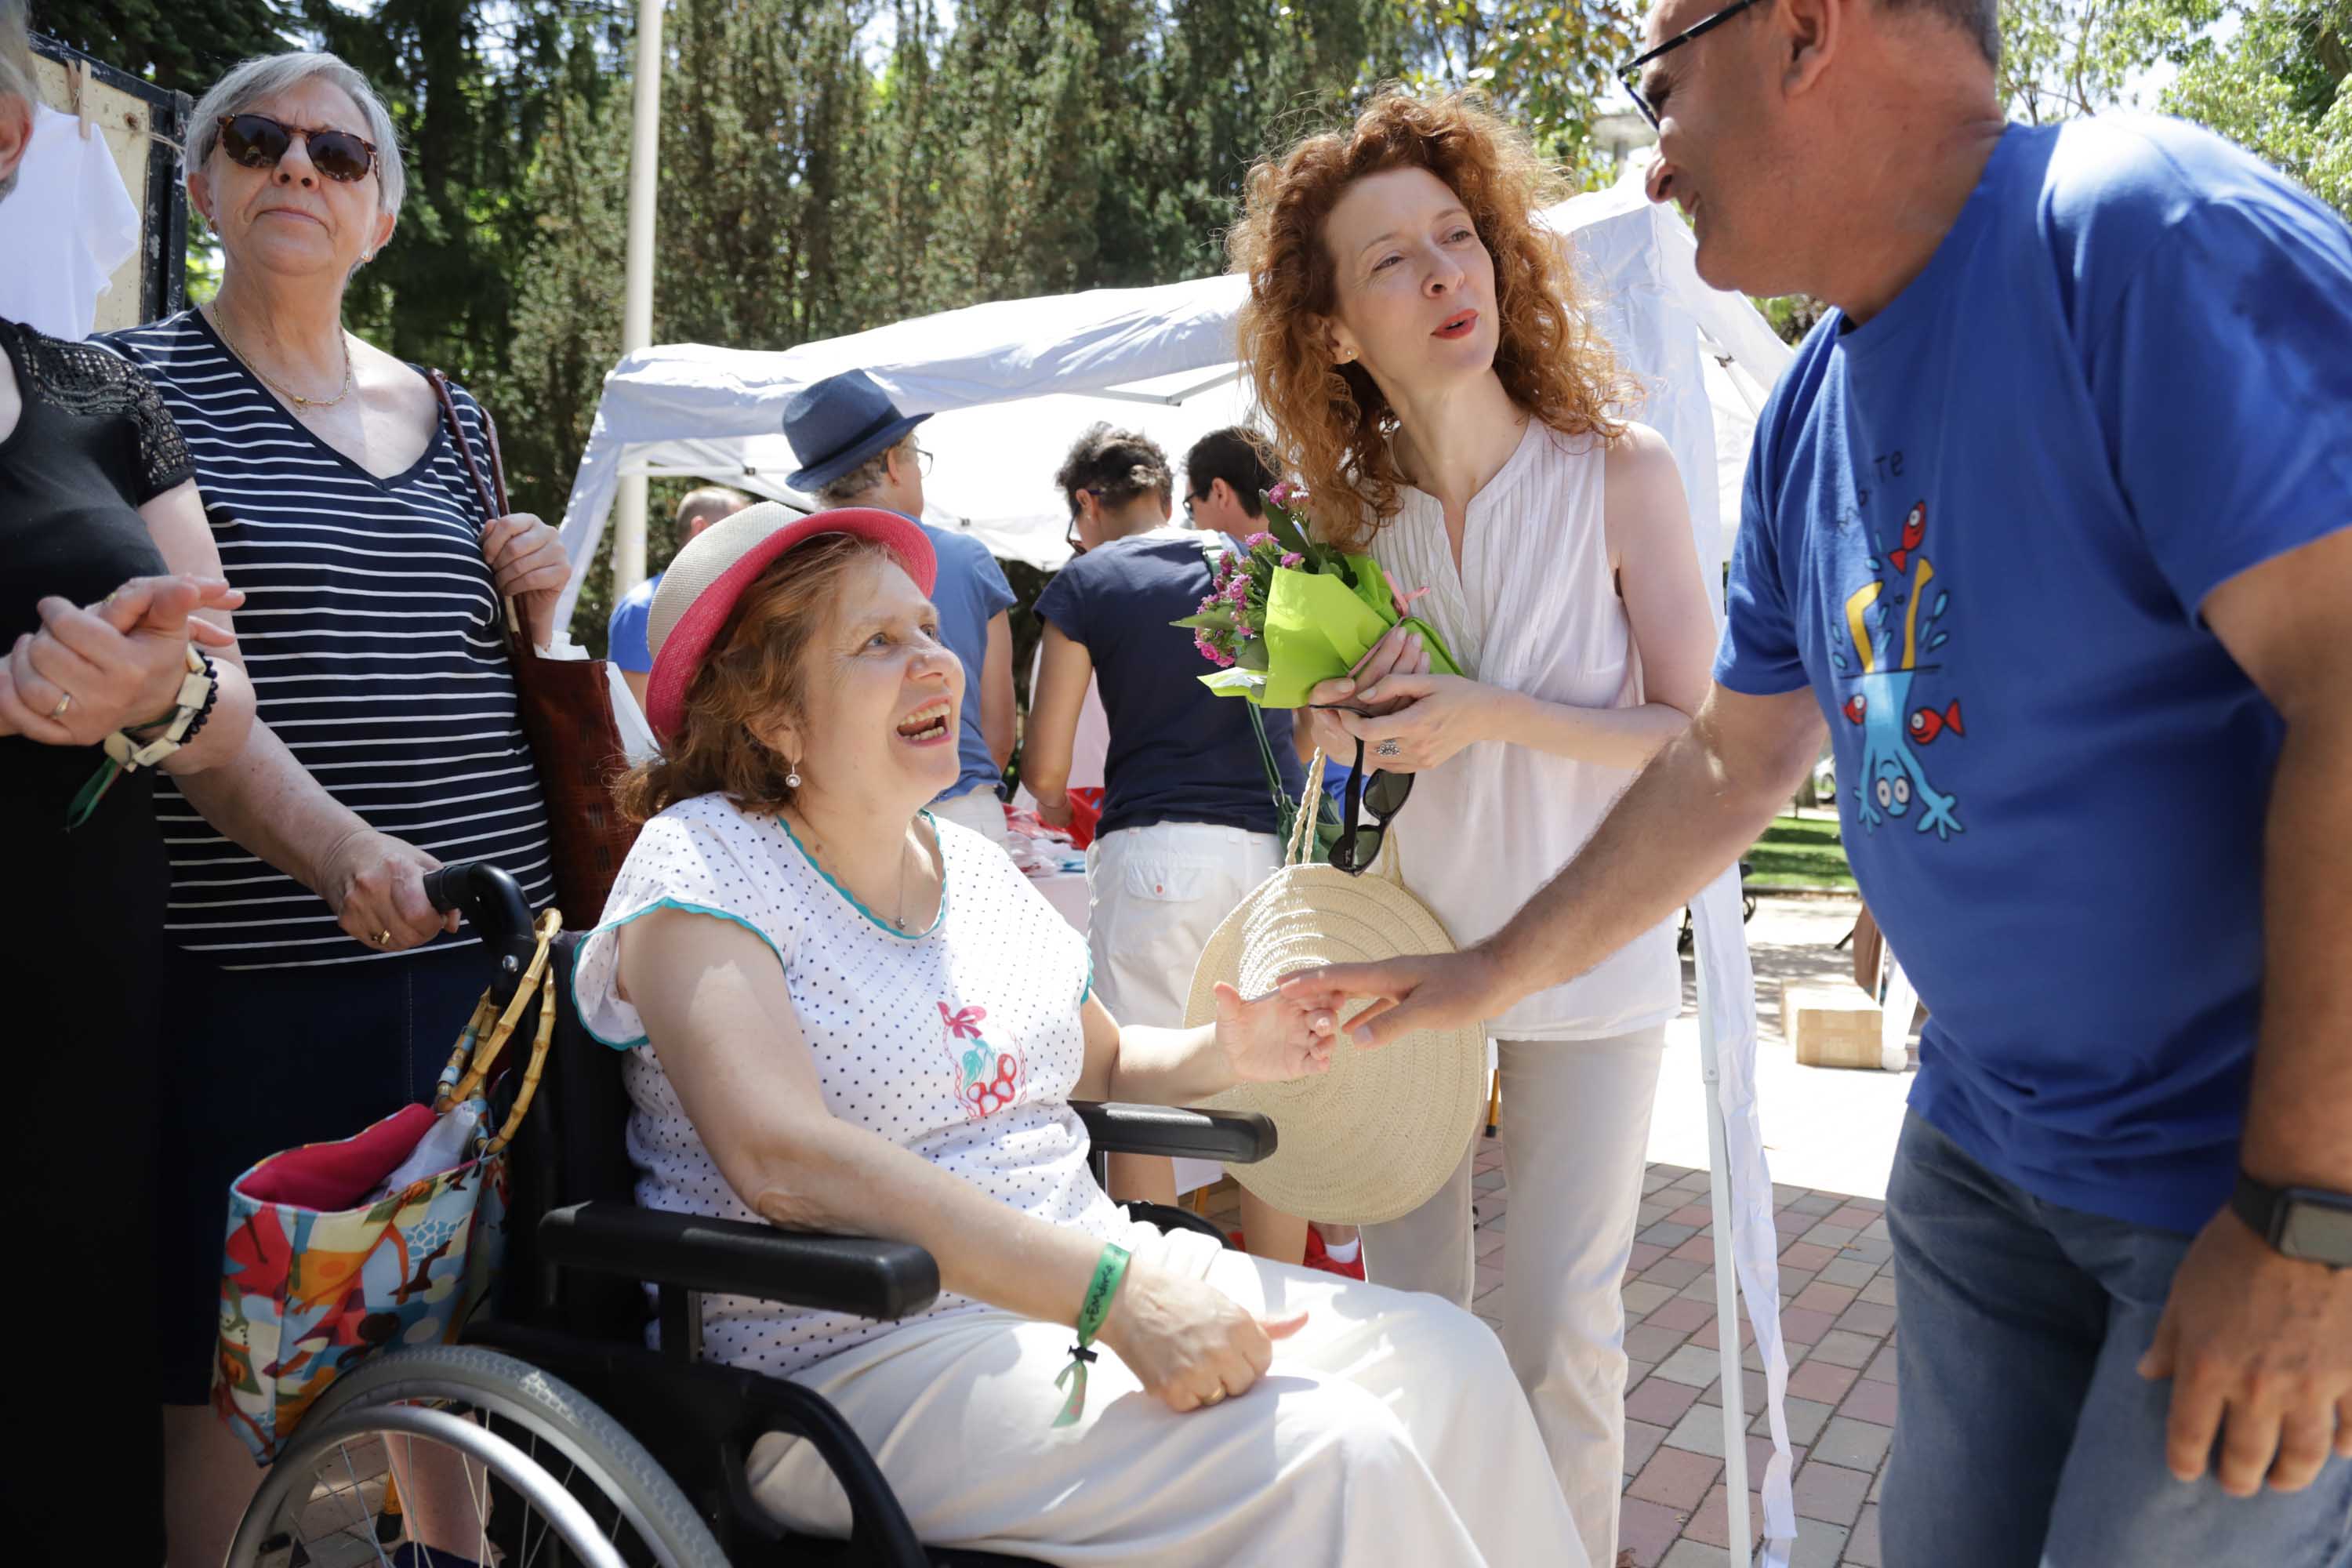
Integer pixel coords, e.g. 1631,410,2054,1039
0,575,242,746
1336,673,1503,775
481,512,570,649
318,826,460,952
1095,1262,1309,1414
1298,624,1433,757
1212,978,1335,1083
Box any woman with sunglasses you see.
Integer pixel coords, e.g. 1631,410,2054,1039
96,50,568,1563
1232,90,1719,1568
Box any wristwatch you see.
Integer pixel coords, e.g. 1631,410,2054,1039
2231,1173,2352,1269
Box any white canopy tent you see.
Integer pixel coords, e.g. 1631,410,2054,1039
549,165,1806,1568
552,168,1790,630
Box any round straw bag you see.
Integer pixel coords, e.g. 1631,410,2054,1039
1182,751,1486,1225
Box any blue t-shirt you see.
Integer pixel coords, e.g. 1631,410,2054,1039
921,523,1018,802
1716,116,2352,1235
1035,528,1305,839
607,572,660,673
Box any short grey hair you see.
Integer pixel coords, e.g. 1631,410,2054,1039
815,435,913,508
189,52,405,217
1882,0,2001,66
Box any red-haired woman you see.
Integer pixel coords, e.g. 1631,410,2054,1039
1232,89,1719,1568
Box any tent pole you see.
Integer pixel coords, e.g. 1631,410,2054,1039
613,0,665,601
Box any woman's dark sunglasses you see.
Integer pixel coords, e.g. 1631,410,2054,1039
1327,735,1414,875
1616,0,1763,129
217,113,380,184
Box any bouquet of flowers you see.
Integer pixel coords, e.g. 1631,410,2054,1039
1176,483,1462,707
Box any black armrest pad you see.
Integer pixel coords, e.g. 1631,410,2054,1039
1073,1102,1276,1164
539,1202,940,1321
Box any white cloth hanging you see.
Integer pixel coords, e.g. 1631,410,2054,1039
0,104,140,339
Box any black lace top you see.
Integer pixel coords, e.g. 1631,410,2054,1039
0,314,192,811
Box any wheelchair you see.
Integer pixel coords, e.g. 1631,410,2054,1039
229,862,1276,1568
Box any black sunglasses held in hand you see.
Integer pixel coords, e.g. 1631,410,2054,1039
1327,735,1414,876
217,113,380,184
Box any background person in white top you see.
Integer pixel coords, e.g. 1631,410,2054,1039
583,502,1584,1566
1233,90,1719,1568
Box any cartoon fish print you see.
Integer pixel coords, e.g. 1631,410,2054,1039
1888,501,1926,574
1833,501,1964,840
1908,702,1963,745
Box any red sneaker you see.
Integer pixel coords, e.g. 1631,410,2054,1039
1304,1228,1366,1281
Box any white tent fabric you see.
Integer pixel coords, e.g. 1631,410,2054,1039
550,174,1802,1566
552,171,1790,630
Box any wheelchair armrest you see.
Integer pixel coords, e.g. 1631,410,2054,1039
538,1202,941,1321
1073,1102,1276,1165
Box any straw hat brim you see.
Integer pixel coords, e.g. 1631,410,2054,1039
644,503,935,742
1183,862,1484,1226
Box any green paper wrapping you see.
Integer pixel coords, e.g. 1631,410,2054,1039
1201,555,1462,708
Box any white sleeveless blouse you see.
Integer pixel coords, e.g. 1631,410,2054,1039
1368,420,1682,1040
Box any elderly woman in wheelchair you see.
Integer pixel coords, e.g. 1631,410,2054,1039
561,503,1582,1567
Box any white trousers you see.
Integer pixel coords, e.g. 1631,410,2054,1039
931,786,1009,844
748,1218,1587,1568
1362,1027,1668,1568
1086,822,1282,1195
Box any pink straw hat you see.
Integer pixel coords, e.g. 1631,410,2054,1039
643,503,935,742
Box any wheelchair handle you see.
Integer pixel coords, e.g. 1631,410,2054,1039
423,862,532,937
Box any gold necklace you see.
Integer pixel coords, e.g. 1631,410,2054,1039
209,308,355,413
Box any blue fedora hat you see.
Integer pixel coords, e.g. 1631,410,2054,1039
781,369,933,494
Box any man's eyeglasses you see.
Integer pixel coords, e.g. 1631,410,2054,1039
1182,490,1206,524
1616,0,1762,130
909,443,935,476
1327,735,1414,875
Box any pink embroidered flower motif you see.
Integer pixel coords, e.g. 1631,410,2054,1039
940,1002,1022,1120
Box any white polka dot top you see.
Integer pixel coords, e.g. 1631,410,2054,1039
572,791,1127,1376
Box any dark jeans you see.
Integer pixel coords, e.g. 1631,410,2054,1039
157,942,493,1404
1882,1112,2352,1567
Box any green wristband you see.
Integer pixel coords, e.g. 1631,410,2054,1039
1051,1242,1133,1428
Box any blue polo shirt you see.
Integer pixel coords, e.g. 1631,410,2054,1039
607,572,660,673
1715,116,2352,1234
920,523,1018,802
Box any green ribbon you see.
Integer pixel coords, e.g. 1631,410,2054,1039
1051,1242,1133,1428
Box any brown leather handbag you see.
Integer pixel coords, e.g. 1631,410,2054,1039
428,371,637,927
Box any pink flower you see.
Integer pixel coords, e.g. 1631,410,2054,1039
1280,552,1304,568
1269,481,1301,508
1243,532,1276,550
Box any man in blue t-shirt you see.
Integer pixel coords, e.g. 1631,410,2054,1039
1286,0,2352,1559
608,485,750,713
782,369,1018,842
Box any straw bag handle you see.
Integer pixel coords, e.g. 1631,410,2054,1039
435,908,562,1155
1288,749,1327,866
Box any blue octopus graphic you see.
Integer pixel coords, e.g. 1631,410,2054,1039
1825,502,1964,840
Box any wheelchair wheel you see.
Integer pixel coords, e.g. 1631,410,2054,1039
226,1344,727,1568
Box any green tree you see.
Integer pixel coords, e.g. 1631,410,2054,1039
31,0,289,93
2162,0,2350,216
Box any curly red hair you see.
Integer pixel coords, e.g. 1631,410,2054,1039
1230,89,1632,550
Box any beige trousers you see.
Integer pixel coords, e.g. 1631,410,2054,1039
748,1218,1587,1568
931,786,1010,844
1362,1027,1668,1568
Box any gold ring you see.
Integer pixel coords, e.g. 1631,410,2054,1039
1201,1388,1225,1406
375,929,394,947
47,691,71,720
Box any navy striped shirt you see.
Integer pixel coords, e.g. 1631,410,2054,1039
103,310,555,967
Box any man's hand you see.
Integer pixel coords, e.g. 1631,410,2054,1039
2138,1207,2352,1494
1279,948,1514,1048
